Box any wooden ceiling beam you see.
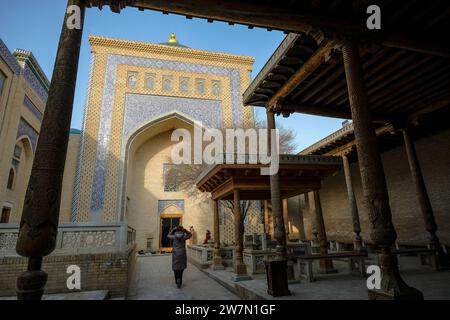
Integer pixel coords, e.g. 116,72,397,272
268,41,337,109
279,103,388,123
127,1,450,58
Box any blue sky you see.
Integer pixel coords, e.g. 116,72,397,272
0,0,343,152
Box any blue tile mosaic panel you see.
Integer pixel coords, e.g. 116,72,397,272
90,54,244,216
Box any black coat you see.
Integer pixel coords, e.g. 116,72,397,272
167,230,192,271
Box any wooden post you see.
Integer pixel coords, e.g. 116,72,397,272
233,189,249,280
401,128,449,269
342,41,423,299
212,200,224,270
313,190,336,273
342,153,363,250
265,108,290,296
264,200,270,235
297,196,306,241
267,109,287,259
15,0,85,300
282,198,290,239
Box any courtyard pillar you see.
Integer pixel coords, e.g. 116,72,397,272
265,109,290,296
342,153,363,250
233,189,249,280
212,200,224,270
401,128,449,269
313,190,336,273
282,198,290,240
342,41,423,299
305,192,319,252
297,196,306,241
266,109,287,258
264,200,270,235
15,0,86,300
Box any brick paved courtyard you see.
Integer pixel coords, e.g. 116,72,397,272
127,255,240,300
127,254,450,300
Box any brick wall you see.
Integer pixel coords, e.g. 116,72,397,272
302,129,450,246
0,250,135,298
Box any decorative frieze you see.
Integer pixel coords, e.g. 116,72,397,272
16,117,38,153
61,230,116,249
23,95,43,121
0,232,18,251
158,200,185,215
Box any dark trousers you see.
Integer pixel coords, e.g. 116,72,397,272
174,270,184,284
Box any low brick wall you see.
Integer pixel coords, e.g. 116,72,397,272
0,250,136,298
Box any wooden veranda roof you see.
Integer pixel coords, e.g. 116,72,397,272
299,105,450,160
94,1,450,59
196,155,342,200
243,32,450,124
88,2,450,123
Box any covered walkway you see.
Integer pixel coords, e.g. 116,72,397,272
202,256,450,300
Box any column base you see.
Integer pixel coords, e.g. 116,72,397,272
233,262,249,278
369,252,424,300
212,264,225,271
232,274,252,282
17,270,48,300
212,256,224,270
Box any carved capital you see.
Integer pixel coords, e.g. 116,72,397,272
86,0,134,13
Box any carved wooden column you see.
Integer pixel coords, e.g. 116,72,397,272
401,128,449,269
264,109,290,296
233,189,249,280
297,196,306,241
212,200,224,270
313,190,336,273
342,41,423,299
342,152,363,250
282,198,290,239
305,192,319,252
262,200,267,234
15,0,86,300
267,109,287,259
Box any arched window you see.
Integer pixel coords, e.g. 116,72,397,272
163,76,172,92
127,72,138,88
212,80,221,96
145,74,155,90
7,167,15,190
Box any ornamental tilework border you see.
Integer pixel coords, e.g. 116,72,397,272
122,94,222,139
23,95,43,121
158,200,185,215
0,39,48,102
71,54,96,222
0,39,21,74
22,64,48,102
16,118,38,153
90,54,243,215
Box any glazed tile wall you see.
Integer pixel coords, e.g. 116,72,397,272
16,118,38,153
72,37,255,223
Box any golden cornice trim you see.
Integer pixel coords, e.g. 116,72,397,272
88,35,255,65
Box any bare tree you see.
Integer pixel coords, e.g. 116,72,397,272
164,120,297,228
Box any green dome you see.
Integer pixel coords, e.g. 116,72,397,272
70,128,81,135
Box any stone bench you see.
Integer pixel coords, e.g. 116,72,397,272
294,251,368,282
393,248,438,270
